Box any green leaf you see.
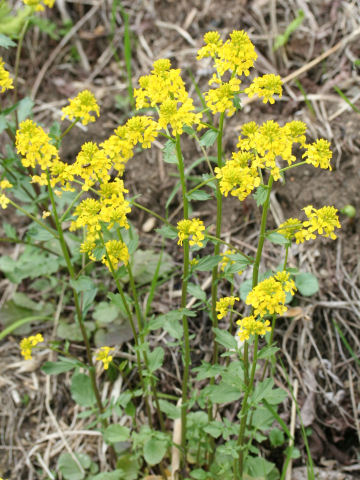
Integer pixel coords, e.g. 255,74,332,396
57,452,91,480
266,232,289,245
199,129,218,147
187,282,206,302
213,327,237,350
147,347,164,373
70,373,97,407
163,140,177,164
273,10,304,50
93,302,119,325
187,189,212,201
103,425,130,444
208,384,242,404
42,358,78,375
70,275,95,292
264,387,287,405
158,399,180,419
295,272,319,296
258,345,279,360
195,255,222,271
90,472,125,480
116,454,140,480
245,455,276,478
130,249,173,284
193,362,224,381
17,97,34,123
3,221,17,239
253,185,268,206
203,421,223,439
58,320,95,342
251,378,274,404
269,428,285,447
156,224,178,240
143,436,168,465
0,33,16,48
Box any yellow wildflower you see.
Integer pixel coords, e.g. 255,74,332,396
303,139,332,170
16,119,59,170
246,271,296,318
197,31,223,60
216,296,239,320
42,211,51,218
215,151,260,201
245,74,282,104
96,346,115,370
22,0,55,11
177,218,205,247
70,142,111,191
220,249,236,272
20,334,44,360
158,97,202,135
0,58,13,92
204,77,241,116
61,90,100,126
213,30,257,77
277,218,302,240
236,315,271,341
301,205,341,241
102,240,129,270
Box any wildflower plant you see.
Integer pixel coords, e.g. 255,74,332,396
0,18,343,480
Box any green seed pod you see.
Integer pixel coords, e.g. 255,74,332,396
340,205,356,218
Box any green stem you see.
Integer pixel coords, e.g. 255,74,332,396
46,172,106,425
60,119,79,140
13,19,29,128
279,160,307,173
176,134,191,471
186,176,216,196
207,112,225,465
99,232,153,427
7,198,58,238
116,229,165,432
237,175,274,478
59,190,84,223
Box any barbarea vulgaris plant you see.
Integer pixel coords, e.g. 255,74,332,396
0,23,342,480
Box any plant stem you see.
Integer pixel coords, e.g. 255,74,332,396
176,134,191,471
8,198,58,238
46,173,106,425
13,19,29,128
116,229,165,432
237,175,274,477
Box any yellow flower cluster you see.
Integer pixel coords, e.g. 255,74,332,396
246,271,296,318
215,151,260,201
20,334,44,360
22,0,55,11
61,90,100,126
15,119,59,170
302,139,332,170
102,240,129,270
205,77,241,117
244,74,283,104
177,218,205,247
278,205,341,243
0,58,13,93
96,346,115,370
236,315,271,342
216,296,239,319
220,249,236,271
134,59,202,135
0,179,12,209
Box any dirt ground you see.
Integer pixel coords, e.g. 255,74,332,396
1,0,360,478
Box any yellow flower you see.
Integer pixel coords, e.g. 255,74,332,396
246,271,296,318
0,58,13,92
204,77,241,116
215,151,260,201
20,334,44,360
70,142,111,191
220,249,236,272
16,119,59,170
302,139,332,170
42,210,51,218
213,30,257,77
158,97,202,135
236,315,271,341
22,0,55,11
197,31,223,59
244,74,282,104
277,218,302,240
61,90,100,126
177,218,205,247
96,346,115,370
302,205,341,240
216,296,239,319
102,240,129,270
